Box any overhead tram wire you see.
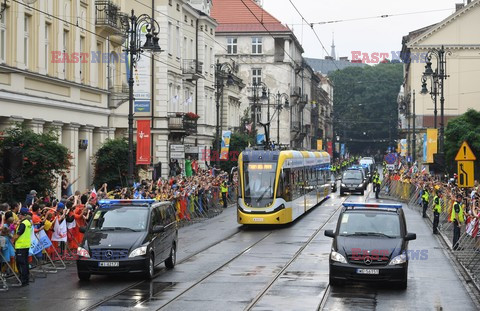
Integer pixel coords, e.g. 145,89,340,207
287,0,340,71
240,0,302,69
309,8,453,26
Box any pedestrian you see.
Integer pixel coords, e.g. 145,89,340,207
422,186,430,218
13,207,32,286
221,180,228,208
25,190,37,207
451,194,465,250
372,170,381,199
185,156,193,177
432,191,442,234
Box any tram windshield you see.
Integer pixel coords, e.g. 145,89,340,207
243,162,277,207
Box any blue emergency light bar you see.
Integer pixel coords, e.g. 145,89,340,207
342,202,402,209
98,199,156,206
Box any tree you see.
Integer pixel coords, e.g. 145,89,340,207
0,126,71,202
329,62,403,155
444,109,480,179
93,138,137,188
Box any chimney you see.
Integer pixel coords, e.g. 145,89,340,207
455,3,464,11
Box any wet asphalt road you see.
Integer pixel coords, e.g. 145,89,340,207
1,185,477,311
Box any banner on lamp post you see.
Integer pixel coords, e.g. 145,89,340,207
136,120,151,165
327,141,333,157
426,128,438,164
317,139,323,151
220,130,232,160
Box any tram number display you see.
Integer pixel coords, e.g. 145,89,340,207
247,164,273,170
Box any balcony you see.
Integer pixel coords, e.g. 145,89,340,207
108,82,129,108
298,94,308,110
182,59,204,81
167,113,197,137
303,124,311,136
95,1,124,38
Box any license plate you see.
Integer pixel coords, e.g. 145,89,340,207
99,261,119,267
349,188,356,191
253,218,264,222
356,269,379,275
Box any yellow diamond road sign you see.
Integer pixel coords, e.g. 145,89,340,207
457,161,474,188
455,141,476,161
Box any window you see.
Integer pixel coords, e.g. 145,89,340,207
63,30,69,78
252,68,262,85
45,23,51,73
183,37,187,60
80,36,86,82
24,15,31,68
227,38,237,54
96,42,103,88
252,37,262,54
168,0,172,6
168,22,172,54
176,3,180,11
0,9,7,63
176,26,180,57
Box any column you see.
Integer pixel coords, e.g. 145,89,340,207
27,118,46,134
45,121,64,197
62,123,81,193
78,125,95,191
0,115,25,131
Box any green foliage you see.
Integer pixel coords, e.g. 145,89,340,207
93,138,137,188
329,62,403,155
444,109,480,178
0,126,71,202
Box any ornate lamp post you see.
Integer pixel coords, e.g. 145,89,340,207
421,46,449,158
251,82,268,136
124,10,162,186
215,60,236,165
276,92,290,144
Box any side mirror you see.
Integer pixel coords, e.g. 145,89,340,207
324,229,335,238
152,225,165,233
79,226,87,234
405,232,416,241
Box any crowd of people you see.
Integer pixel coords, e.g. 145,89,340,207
1,165,237,287
383,165,479,250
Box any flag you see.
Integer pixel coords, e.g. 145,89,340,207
91,187,97,199
37,230,52,249
29,228,43,255
52,218,68,242
473,221,480,238
185,96,193,105
67,219,76,230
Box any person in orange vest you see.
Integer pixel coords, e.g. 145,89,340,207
451,194,465,250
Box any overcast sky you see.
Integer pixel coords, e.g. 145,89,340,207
262,0,463,60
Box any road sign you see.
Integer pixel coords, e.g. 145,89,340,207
457,161,474,188
385,153,396,164
455,141,476,161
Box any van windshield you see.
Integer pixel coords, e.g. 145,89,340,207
338,212,401,238
90,207,149,232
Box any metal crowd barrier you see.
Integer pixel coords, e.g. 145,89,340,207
385,178,480,286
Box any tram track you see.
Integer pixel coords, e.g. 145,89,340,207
81,224,246,311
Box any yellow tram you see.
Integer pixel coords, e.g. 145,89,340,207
237,149,331,225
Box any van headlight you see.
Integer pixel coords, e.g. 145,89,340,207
341,183,346,187
77,247,90,258
129,246,147,258
389,253,407,265
358,184,363,187
330,251,347,263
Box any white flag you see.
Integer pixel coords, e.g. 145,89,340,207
52,218,68,242
67,219,76,230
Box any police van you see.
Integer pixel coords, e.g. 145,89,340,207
76,199,178,281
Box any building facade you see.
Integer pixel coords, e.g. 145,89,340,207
211,0,317,149
400,0,480,162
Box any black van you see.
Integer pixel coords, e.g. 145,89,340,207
325,202,416,289
76,199,178,281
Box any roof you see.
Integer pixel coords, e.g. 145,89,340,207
305,57,367,75
407,0,480,48
211,0,290,33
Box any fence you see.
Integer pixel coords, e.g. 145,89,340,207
0,185,237,290
383,178,480,287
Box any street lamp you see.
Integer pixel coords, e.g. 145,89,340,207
215,60,236,165
251,82,268,136
276,92,289,144
421,46,449,158
124,10,162,186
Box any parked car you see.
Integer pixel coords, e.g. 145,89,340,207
325,202,416,289
76,199,178,281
